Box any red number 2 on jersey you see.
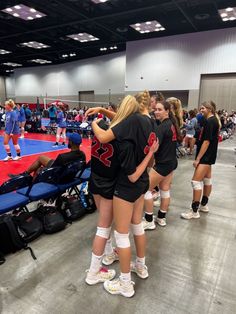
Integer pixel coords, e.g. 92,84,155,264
144,132,157,154
91,137,114,167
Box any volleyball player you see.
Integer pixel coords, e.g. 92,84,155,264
181,101,220,219
3,99,21,161
86,112,158,286
16,103,26,138
143,100,182,230
88,91,157,297
53,103,67,147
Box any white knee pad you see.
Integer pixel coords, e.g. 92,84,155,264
144,191,153,200
62,134,66,139
4,144,10,150
130,223,144,236
203,178,212,186
14,144,20,151
160,189,170,198
21,127,25,131
114,230,130,248
191,180,202,190
96,226,111,239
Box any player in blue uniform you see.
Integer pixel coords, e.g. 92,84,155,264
16,104,26,138
3,99,21,161
53,103,67,147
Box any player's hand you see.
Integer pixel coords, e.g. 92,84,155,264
85,107,102,117
193,159,200,168
94,118,103,124
150,140,159,153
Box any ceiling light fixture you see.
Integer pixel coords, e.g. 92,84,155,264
130,20,165,34
91,0,109,4
2,4,46,21
30,59,52,64
20,41,50,49
2,62,22,67
67,33,99,42
218,7,236,22
0,49,11,54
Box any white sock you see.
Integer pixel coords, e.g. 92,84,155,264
120,272,131,282
136,256,145,265
104,238,113,255
89,252,103,274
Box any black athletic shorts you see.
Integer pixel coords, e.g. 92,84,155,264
113,174,149,203
153,159,178,177
89,172,117,200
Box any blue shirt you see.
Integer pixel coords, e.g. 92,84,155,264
57,111,67,128
17,107,26,122
5,111,20,134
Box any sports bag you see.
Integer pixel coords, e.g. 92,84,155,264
0,215,36,261
57,195,87,222
13,211,43,243
35,205,67,234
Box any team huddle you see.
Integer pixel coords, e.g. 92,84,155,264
1,91,220,298
85,91,220,298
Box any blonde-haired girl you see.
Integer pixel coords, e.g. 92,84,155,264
86,92,158,298
3,99,21,161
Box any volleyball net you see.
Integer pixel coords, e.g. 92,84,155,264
43,98,109,110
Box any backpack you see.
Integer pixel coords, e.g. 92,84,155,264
56,195,87,222
12,211,43,243
0,215,36,261
34,205,67,234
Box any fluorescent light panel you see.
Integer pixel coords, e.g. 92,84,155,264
0,49,11,54
130,20,165,33
91,0,109,3
20,41,50,49
2,62,22,67
218,7,236,21
2,4,46,21
30,59,52,64
67,33,99,42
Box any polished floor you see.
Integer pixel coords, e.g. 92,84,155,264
0,137,236,314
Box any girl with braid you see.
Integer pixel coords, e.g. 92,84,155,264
143,100,181,230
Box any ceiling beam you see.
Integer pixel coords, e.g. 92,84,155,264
171,0,198,31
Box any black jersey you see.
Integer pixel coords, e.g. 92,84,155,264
196,115,219,165
91,123,120,179
112,113,156,183
154,118,177,163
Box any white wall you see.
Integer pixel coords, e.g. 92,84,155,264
125,27,236,92
13,52,125,98
5,27,236,108
5,76,15,99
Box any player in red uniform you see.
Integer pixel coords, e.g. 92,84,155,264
87,91,158,297
143,100,181,229
181,101,220,219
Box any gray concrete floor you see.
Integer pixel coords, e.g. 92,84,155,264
1,137,236,314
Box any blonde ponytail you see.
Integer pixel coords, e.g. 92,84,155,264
110,95,139,128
